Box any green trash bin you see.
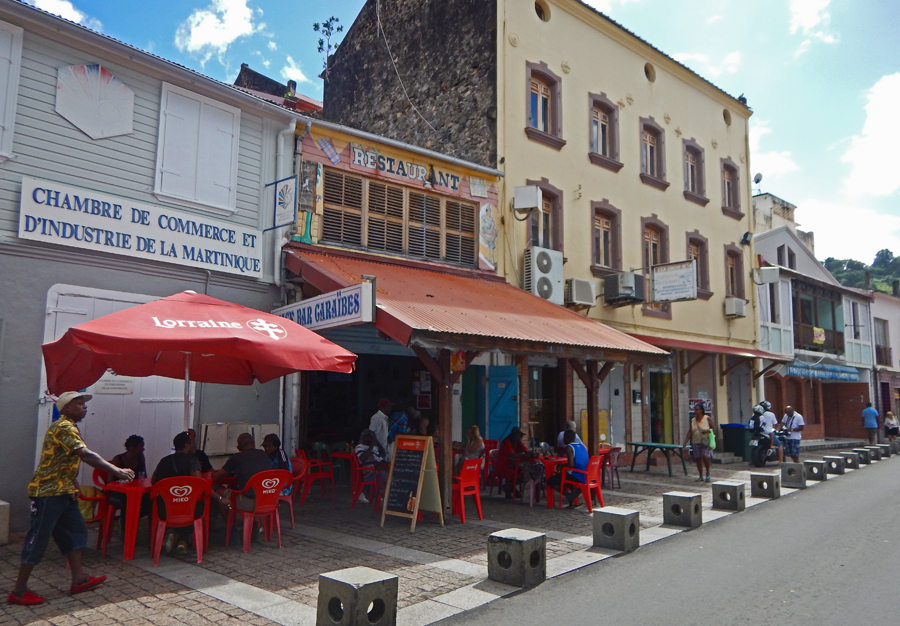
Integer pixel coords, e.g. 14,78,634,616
721,423,751,461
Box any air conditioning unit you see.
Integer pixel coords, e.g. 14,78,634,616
523,246,564,305
603,272,645,306
725,296,747,317
565,278,596,307
513,185,542,213
754,267,780,284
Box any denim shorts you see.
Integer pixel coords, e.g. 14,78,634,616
784,439,800,459
20,494,88,565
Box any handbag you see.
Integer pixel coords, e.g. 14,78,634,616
708,429,716,450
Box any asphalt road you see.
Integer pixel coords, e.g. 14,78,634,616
437,459,900,625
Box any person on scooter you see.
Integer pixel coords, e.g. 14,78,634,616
760,400,783,464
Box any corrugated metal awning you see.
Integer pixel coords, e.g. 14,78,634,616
285,247,667,362
629,334,792,362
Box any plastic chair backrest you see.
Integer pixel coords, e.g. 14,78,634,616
459,459,482,483
585,456,603,482
488,448,499,465
609,447,621,465
483,439,499,452
239,470,293,514
92,467,109,488
151,476,210,526
290,456,307,478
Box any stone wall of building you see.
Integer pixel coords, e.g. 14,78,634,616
324,0,497,168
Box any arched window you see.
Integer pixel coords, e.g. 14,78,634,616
724,245,745,299
639,117,668,190
588,93,622,172
686,231,711,299
591,200,621,276
682,138,708,206
721,157,742,219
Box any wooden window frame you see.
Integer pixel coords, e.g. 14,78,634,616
526,177,564,252
721,157,743,219
525,61,566,150
724,244,745,299
682,138,709,206
588,92,623,172
590,200,622,277
641,215,671,319
639,117,668,191
686,230,712,300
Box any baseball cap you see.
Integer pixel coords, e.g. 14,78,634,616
377,398,393,408
56,391,93,413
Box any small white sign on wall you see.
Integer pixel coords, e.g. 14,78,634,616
94,370,134,394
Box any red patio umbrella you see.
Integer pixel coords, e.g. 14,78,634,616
42,291,356,428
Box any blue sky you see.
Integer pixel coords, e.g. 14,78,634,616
25,0,900,265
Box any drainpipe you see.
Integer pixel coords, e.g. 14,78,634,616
272,117,297,288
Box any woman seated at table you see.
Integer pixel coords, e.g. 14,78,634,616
497,427,528,499
455,425,485,474
261,434,293,497
354,429,387,505
150,431,203,555
546,430,588,509
107,435,151,529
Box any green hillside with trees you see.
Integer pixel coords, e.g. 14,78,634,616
824,249,900,293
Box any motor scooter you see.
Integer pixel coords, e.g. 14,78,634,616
748,406,781,467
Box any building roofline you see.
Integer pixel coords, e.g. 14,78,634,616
0,0,298,123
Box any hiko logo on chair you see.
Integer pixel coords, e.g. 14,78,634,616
261,478,280,493
169,485,192,502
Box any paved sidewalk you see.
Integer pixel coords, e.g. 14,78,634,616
1,446,875,625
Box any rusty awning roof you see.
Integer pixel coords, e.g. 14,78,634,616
629,334,792,362
285,246,667,362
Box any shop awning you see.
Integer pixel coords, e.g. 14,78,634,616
629,333,792,384
285,246,667,362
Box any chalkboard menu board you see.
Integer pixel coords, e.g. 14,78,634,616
381,435,444,532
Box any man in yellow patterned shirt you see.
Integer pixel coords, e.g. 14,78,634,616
8,392,134,606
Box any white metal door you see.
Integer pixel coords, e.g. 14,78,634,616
42,286,193,485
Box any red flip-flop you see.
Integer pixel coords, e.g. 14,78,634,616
70,575,106,595
8,590,45,605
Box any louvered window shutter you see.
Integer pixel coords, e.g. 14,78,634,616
408,192,442,261
367,182,405,253
445,200,476,264
322,169,363,245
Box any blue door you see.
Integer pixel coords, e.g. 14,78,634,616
487,366,519,441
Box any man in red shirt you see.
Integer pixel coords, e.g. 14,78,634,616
497,427,527,499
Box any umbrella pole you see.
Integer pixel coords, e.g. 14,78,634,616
183,352,192,432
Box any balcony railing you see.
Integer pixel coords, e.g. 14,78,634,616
794,323,844,354
876,344,893,367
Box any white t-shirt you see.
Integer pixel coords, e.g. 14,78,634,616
761,411,779,435
369,410,390,450
885,416,900,429
781,412,805,439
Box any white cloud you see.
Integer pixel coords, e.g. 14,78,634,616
175,0,260,64
788,0,836,55
797,199,900,262
842,73,900,197
749,120,799,178
672,51,741,78
25,0,102,31
706,15,722,25
581,0,642,13
267,41,277,51
281,56,311,84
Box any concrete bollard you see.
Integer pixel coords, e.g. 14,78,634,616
711,481,745,512
804,460,828,481
488,528,546,588
750,473,781,499
0,500,8,546
781,463,807,489
866,446,882,461
592,507,640,553
839,452,860,469
853,448,872,464
317,567,398,626
823,456,846,475
877,444,891,458
663,492,702,529
890,441,899,455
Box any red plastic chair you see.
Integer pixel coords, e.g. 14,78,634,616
92,468,120,556
349,451,379,509
482,439,498,484
557,455,605,512
602,447,622,489
452,459,483,524
78,487,108,550
293,449,334,505
225,469,293,553
281,457,307,528
483,448,502,496
149,477,210,566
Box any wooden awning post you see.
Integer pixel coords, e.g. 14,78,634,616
412,346,455,514
571,360,617,453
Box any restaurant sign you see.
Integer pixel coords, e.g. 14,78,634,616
271,282,374,332
787,361,859,381
18,177,263,278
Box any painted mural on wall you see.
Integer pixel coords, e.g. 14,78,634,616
479,203,498,271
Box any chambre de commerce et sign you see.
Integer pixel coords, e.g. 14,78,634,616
17,177,263,278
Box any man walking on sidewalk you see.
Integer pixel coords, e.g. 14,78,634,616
781,406,805,464
862,402,879,445
8,392,135,605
